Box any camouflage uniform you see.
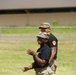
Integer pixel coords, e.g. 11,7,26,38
35,60,57,75
33,32,51,75
38,22,58,75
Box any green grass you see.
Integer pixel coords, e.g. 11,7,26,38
0,40,38,75
56,40,76,75
0,26,76,34
0,27,39,34
0,40,76,75
0,26,76,75
0,26,76,39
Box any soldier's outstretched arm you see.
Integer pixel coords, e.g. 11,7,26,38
22,63,34,72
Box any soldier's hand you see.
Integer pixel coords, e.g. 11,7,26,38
22,67,29,72
27,49,35,55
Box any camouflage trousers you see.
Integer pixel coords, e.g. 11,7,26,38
35,60,57,75
48,60,57,74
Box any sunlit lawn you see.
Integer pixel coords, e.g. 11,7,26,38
0,40,76,75
0,26,76,39
0,26,76,75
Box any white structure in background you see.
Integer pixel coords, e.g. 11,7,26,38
0,0,76,26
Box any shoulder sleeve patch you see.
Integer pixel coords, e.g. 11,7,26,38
52,41,56,46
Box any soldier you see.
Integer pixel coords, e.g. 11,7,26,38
39,22,58,74
22,32,52,75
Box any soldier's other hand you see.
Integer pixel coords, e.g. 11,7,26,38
22,67,29,72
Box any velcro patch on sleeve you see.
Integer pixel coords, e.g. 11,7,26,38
52,41,56,46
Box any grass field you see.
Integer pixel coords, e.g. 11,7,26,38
0,26,76,40
0,26,76,75
1,26,76,34
0,40,76,75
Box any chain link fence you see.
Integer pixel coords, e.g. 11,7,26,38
0,26,76,40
